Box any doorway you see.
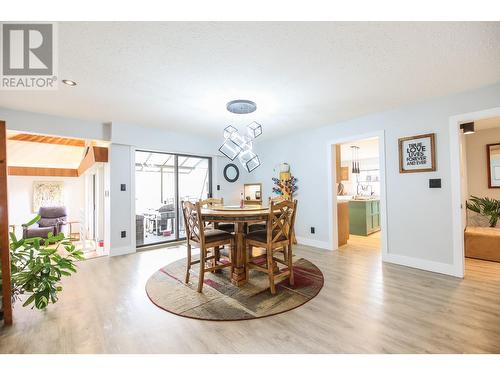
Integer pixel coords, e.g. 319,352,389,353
453,111,500,277
337,137,382,249
329,131,388,258
5,130,110,260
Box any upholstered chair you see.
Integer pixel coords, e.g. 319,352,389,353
23,206,68,240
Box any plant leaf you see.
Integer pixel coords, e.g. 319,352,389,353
23,215,41,228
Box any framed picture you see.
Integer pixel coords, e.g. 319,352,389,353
398,133,436,173
33,181,64,213
487,143,500,188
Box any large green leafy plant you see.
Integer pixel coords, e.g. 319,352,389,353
9,216,84,310
466,196,500,228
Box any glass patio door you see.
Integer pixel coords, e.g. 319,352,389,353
135,150,211,247
177,155,211,239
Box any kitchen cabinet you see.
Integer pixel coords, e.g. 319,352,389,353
349,199,380,236
337,201,350,246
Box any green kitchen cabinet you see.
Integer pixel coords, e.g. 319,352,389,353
348,199,380,236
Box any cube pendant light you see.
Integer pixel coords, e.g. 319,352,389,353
219,100,263,172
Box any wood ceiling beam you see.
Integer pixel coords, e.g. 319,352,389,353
6,146,108,177
8,133,86,147
77,146,108,176
8,166,78,177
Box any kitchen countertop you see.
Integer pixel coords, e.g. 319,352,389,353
337,196,380,202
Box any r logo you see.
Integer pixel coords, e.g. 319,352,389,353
2,23,53,76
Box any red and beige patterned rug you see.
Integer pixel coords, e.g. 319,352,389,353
145,255,324,321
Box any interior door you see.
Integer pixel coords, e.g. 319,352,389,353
0,120,13,325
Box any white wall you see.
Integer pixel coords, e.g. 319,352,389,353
213,155,257,205
110,122,218,156
108,144,135,256
7,175,85,238
0,107,109,141
250,83,500,275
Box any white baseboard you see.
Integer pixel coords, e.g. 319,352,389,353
110,245,136,257
295,236,332,250
383,253,462,278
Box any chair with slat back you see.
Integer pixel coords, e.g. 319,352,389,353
248,196,288,233
182,201,234,292
199,197,235,234
245,199,298,294
199,197,223,207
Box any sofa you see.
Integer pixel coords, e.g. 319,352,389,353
23,206,68,239
465,226,500,263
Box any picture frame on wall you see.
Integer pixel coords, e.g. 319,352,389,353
398,133,436,173
486,143,500,188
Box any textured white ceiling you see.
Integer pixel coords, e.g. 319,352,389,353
1,22,500,139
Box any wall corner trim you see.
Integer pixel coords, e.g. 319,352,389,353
110,246,136,257
295,236,332,250
384,253,462,278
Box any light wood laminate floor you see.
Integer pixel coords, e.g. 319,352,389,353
1,236,500,353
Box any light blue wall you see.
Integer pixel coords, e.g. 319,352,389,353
251,84,500,267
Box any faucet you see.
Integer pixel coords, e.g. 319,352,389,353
356,184,373,197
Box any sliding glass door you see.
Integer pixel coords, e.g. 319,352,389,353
135,150,211,247
177,156,211,238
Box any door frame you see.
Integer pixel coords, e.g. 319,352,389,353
449,106,500,278
326,130,388,260
0,120,13,325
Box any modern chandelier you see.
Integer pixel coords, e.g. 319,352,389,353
218,99,262,173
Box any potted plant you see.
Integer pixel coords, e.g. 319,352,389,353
8,216,84,310
466,196,500,228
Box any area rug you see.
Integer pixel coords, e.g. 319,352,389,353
145,255,324,321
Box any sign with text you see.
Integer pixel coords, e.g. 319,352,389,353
1,22,58,90
398,133,436,173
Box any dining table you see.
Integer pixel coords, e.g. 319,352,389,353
200,204,269,286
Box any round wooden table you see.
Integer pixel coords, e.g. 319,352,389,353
201,205,269,286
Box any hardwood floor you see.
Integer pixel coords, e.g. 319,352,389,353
1,236,500,353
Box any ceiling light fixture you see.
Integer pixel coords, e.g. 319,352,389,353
62,79,77,87
460,122,475,135
219,100,262,173
226,99,257,114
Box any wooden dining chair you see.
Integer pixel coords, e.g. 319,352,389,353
199,197,223,206
248,196,287,233
245,199,298,294
199,197,235,233
182,201,234,292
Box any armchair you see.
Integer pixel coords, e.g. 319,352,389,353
23,206,68,240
